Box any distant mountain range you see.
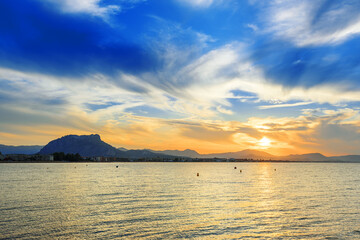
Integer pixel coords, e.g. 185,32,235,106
152,149,274,159
151,149,201,158
0,144,43,155
2,134,360,162
151,148,360,162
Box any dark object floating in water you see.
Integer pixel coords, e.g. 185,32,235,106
274,169,276,171
197,173,199,176
240,170,242,173
116,166,119,168
234,166,237,169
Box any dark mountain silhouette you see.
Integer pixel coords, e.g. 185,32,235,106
0,144,43,155
328,155,360,162
154,149,273,159
117,147,128,151
275,153,360,162
280,153,328,161
152,149,201,158
38,134,175,159
203,149,275,159
39,134,124,157
122,149,174,159
150,149,360,162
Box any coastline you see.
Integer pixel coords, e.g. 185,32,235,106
1,160,359,163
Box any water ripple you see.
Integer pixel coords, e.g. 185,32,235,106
1,162,359,239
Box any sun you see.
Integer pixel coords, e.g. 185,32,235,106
258,137,272,148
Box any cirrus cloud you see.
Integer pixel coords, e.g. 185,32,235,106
263,0,360,46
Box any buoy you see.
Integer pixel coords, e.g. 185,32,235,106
240,170,242,173
234,167,237,169
197,173,199,176
116,166,119,168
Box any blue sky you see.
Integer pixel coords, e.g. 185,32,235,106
1,0,360,155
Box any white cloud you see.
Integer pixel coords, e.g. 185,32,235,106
177,0,215,8
45,0,121,17
216,106,234,115
150,41,360,113
264,0,360,46
246,24,258,32
2,39,360,129
173,42,360,107
259,102,313,109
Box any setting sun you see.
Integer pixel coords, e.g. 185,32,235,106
258,137,271,148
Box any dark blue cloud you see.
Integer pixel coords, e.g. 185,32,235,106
247,0,360,90
0,0,159,78
310,0,360,30
2,0,360,93
0,79,68,106
251,37,360,89
85,102,123,111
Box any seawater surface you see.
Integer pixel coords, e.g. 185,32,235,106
1,162,360,239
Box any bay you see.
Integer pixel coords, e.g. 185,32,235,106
1,162,360,239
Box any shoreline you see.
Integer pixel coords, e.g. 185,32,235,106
1,160,359,163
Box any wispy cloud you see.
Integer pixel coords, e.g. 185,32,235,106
45,0,121,17
216,106,234,115
264,0,360,46
246,24,258,32
177,0,215,8
259,102,313,109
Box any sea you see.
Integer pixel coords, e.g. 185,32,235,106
1,162,360,239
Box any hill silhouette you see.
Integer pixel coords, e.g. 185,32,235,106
39,134,124,157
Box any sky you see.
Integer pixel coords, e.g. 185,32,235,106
1,0,360,156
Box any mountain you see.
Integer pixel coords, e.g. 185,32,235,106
0,144,43,155
117,147,128,151
39,134,124,157
278,153,360,162
152,149,201,158
281,153,328,161
202,149,275,159
122,149,175,159
152,149,274,159
38,134,177,159
328,155,360,162
149,149,360,162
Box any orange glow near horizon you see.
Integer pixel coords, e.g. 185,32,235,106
0,112,355,157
